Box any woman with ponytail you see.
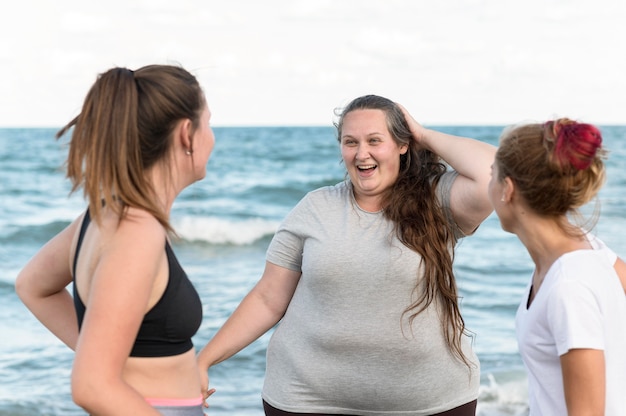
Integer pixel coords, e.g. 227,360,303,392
488,119,626,415
16,64,214,415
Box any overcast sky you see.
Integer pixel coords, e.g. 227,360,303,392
1,0,625,127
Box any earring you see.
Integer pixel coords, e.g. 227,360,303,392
185,150,192,155
501,195,505,202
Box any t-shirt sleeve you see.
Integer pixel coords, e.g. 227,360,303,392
436,170,465,240
546,270,605,355
265,197,309,272
588,233,618,265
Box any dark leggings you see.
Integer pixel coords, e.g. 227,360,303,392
263,399,477,416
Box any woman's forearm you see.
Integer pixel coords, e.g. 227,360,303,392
17,287,79,350
16,218,80,349
197,288,283,369
420,129,496,183
198,262,300,370
400,105,495,185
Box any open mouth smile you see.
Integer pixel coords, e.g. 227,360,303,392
357,164,377,172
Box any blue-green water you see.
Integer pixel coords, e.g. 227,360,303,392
1,125,625,415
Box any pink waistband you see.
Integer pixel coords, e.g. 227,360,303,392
145,395,203,407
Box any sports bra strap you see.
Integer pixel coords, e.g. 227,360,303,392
73,210,92,277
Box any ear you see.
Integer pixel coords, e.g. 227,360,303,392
501,177,515,202
175,118,194,153
399,143,409,155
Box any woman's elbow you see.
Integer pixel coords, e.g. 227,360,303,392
71,370,94,409
70,364,110,411
15,270,35,305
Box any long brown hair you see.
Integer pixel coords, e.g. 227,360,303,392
335,95,470,365
56,64,204,232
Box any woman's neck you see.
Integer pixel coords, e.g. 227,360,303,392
516,216,589,300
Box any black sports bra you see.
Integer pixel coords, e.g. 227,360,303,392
72,210,202,357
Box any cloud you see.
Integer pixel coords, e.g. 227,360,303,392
1,0,624,127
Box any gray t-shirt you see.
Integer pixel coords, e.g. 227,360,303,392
263,173,479,415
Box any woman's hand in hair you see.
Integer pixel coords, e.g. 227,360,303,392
397,104,429,151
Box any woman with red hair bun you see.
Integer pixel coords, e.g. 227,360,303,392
488,119,626,415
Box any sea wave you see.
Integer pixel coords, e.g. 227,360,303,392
173,215,279,245
0,220,72,245
0,212,280,247
477,372,529,416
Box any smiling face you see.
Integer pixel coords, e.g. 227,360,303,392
340,109,408,211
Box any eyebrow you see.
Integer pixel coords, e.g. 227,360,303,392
342,132,386,139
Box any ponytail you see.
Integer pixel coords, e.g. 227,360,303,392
57,64,204,232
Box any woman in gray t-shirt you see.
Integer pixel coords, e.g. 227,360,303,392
198,95,496,415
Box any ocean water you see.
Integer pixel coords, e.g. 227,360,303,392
1,125,625,416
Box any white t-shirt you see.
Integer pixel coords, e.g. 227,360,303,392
515,235,626,415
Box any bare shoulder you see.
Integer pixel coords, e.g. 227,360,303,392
87,208,168,307
103,207,167,257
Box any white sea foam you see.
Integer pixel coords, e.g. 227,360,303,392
174,215,279,245
477,373,529,416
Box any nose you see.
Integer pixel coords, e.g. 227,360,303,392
355,144,370,160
